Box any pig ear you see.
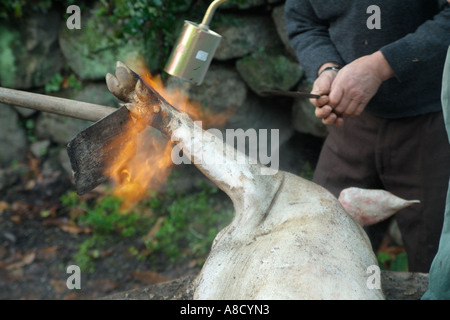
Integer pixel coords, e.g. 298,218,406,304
106,61,138,102
338,187,420,227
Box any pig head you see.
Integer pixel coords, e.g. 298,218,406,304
106,62,385,300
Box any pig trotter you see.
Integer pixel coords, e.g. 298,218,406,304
105,61,138,102
105,61,183,138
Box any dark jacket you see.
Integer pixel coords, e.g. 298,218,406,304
285,0,450,118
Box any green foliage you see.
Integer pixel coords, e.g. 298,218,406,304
0,0,216,71
389,252,408,271
78,195,144,236
96,0,197,72
377,252,391,270
45,73,82,93
67,74,83,91
61,192,152,272
0,0,49,19
60,177,233,272
22,118,36,143
0,0,82,20
44,73,63,93
73,235,102,273
146,182,233,263
377,251,409,271
60,190,81,209
300,161,314,181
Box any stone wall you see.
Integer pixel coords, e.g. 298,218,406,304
0,1,326,187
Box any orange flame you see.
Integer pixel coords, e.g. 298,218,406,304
104,120,173,209
103,58,230,210
133,58,230,128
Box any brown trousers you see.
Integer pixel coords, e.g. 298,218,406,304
313,110,450,272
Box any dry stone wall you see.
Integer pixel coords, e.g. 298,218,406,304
0,1,326,185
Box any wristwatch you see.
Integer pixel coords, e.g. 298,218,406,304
319,66,342,75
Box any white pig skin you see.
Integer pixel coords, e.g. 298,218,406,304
168,114,384,300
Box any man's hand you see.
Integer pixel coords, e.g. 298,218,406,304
310,63,343,126
329,51,394,119
311,51,394,126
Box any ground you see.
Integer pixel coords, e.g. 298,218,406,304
0,163,207,300
0,131,323,300
0,162,429,300
0,131,416,300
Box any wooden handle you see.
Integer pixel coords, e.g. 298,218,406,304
0,87,117,122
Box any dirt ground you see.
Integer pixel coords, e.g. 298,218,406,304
0,131,326,300
0,164,205,300
0,159,423,301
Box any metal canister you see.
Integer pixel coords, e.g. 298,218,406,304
164,21,222,86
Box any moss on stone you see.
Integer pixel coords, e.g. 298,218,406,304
0,26,18,87
236,49,304,93
59,14,146,80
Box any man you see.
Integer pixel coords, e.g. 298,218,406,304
285,0,450,272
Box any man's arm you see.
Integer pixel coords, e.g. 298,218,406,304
327,4,449,124
287,1,450,126
380,2,450,82
285,0,345,81
285,0,346,125
327,51,394,121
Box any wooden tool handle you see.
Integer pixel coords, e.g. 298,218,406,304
0,87,116,122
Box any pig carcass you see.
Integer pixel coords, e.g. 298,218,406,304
106,62,385,300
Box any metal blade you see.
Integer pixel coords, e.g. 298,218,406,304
67,105,134,195
259,90,321,99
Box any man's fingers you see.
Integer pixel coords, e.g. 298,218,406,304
315,105,333,119
334,116,344,127
354,102,366,117
317,95,329,106
341,99,360,117
337,99,367,118
322,112,344,127
311,88,329,95
328,86,344,110
310,95,329,108
315,104,344,126
322,112,338,125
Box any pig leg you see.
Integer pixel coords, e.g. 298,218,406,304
105,62,284,234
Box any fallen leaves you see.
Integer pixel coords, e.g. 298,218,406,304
0,201,10,213
3,251,36,271
141,216,165,243
0,250,37,282
49,279,68,294
377,233,408,271
8,201,39,224
0,247,60,272
38,246,58,260
49,278,119,299
0,198,91,235
130,270,171,284
42,217,91,235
